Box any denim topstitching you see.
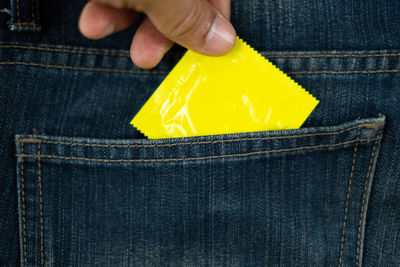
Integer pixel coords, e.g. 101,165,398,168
15,123,382,149
36,143,44,267
338,128,361,267
0,61,398,75
2,44,400,58
356,138,380,266
20,143,27,267
14,0,37,27
15,137,381,163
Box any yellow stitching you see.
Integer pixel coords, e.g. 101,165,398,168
356,137,379,266
15,137,381,163
18,138,42,143
21,143,27,267
0,61,168,74
16,124,381,148
266,53,400,58
0,44,130,57
338,128,360,267
16,0,21,23
288,70,400,75
37,143,44,266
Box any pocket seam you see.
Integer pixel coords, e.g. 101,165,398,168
37,143,44,267
355,137,380,267
16,124,378,149
20,143,27,267
338,128,361,267
15,137,381,163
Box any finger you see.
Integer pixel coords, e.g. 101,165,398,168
79,1,138,39
208,0,230,19
142,0,236,56
130,18,174,69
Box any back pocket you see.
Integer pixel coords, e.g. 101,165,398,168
15,115,385,267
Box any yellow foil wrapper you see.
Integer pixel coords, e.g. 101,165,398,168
131,37,319,139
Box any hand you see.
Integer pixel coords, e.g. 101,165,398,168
79,0,236,69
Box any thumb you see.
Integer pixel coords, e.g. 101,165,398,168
141,0,236,55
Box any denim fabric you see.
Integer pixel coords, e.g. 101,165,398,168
15,117,385,266
7,0,41,32
1,0,400,266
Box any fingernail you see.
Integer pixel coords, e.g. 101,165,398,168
202,14,236,55
103,23,115,37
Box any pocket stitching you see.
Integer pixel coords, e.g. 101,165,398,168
37,143,44,267
355,137,379,266
20,143,28,267
16,124,378,149
338,128,360,267
15,137,380,163
1,61,399,75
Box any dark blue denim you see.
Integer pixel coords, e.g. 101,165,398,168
0,0,399,266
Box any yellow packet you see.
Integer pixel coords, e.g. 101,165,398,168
131,37,318,139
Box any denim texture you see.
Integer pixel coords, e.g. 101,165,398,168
6,0,41,32
1,0,400,266
15,117,385,266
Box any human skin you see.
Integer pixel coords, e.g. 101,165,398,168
78,0,236,69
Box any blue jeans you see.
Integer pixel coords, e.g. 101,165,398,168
1,0,399,266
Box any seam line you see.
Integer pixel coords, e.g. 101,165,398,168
356,137,379,266
0,61,168,74
266,53,400,58
287,70,400,75
338,128,360,267
15,137,380,163
0,61,399,75
0,44,130,57
16,124,380,148
37,143,44,266
2,44,400,58
13,1,37,26
21,143,27,267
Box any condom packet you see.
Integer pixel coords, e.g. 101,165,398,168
131,37,319,139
